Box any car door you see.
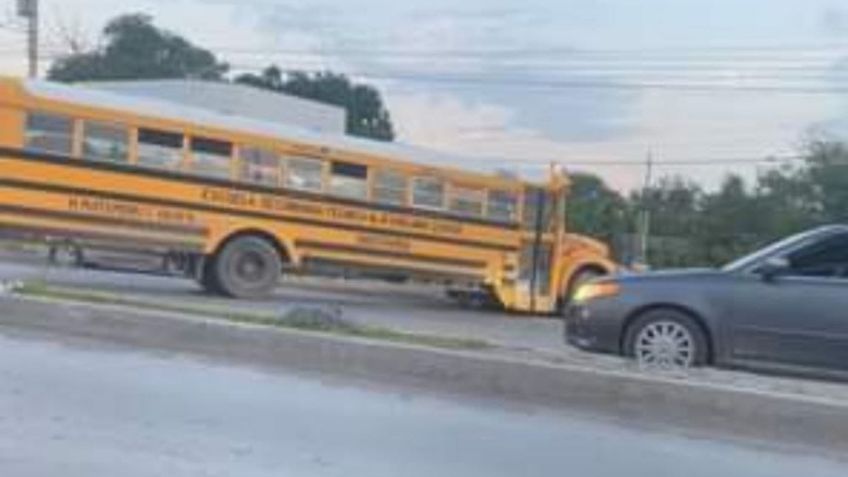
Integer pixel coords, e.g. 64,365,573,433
727,231,848,371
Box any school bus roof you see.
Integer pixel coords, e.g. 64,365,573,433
13,78,549,189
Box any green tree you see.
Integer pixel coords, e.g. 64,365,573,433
48,14,228,82
805,141,848,224
633,177,704,267
236,66,395,141
566,172,630,246
754,164,819,240
697,174,763,264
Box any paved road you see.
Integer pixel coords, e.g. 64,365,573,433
0,332,845,476
0,257,563,351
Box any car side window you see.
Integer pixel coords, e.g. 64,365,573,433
786,232,848,279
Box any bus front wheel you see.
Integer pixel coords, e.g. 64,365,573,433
212,236,282,299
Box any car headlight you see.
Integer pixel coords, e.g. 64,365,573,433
573,281,620,303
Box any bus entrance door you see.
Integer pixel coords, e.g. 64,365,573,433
515,187,556,313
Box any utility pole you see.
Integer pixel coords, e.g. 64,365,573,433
637,151,654,268
17,0,39,78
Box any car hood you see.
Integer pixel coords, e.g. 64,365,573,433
613,268,727,284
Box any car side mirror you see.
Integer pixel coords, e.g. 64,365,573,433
758,257,790,281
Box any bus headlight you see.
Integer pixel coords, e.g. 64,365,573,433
573,281,620,304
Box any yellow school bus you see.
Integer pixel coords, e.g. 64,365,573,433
0,77,614,313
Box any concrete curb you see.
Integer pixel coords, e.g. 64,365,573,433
1,294,847,453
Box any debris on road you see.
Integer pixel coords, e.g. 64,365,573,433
0,280,24,296
276,304,351,332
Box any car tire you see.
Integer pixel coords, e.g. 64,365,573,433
212,236,281,299
623,309,709,369
48,242,83,268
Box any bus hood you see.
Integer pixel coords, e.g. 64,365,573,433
562,233,611,258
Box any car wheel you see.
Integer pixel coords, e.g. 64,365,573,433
48,242,83,268
624,309,708,369
213,236,281,299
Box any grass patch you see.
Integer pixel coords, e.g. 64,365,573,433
0,239,44,253
15,281,493,351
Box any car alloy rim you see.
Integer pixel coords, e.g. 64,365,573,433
634,321,695,369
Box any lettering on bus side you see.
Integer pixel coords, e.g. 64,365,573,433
68,196,197,226
355,234,411,252
199,186,466,235
201,188,258,208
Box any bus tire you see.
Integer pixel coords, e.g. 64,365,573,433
197,257,221,294
212,236,282,299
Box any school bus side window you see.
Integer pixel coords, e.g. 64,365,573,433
286,157,324,192
24,112,74,155
240,146,282,186
330,161,368,199
137,128,184,170
488,190,518,222
373,170,407,206
449,185,485,217
82,121,129,163
191,136,233,179
412,177,445,209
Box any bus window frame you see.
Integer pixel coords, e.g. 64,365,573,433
286,155,326,193
136,127,186,171
412,176,446,210
80,119,131,164
189,135,235,180
239,144,284,187
372,169,408,206
24,110,76,157
329,160,369,200
488,189,519,224
448,184,486,218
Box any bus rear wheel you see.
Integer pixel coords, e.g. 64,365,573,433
212,236,282,299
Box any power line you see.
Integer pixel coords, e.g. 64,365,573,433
229,59,842,74
226,65,848,94
24,49,848,83
5,57,842,95
34,43,844,66
209,44,848,58
221,56,844,77
461,154,806,168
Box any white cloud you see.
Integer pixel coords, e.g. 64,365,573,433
386,84,837,192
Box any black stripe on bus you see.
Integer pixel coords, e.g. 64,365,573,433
304,257,484,282
0,177,519,253
0,222,205,252
0,203,209,236
0,146,521,231
296,240,488,270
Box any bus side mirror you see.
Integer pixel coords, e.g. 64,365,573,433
757,257,790,282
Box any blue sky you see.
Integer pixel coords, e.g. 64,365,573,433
2,0,847,190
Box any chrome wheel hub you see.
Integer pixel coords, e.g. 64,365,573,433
635,321,695,369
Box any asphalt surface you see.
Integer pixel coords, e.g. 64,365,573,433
0,255,563,351
0,331,845,477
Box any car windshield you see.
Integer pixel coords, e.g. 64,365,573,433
722,228,832,272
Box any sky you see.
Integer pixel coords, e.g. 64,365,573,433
1,0,848,191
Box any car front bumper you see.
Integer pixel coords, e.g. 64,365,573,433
564,297,631,355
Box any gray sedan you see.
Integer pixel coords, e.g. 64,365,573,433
565,225,848,377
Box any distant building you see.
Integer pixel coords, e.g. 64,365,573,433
84,80,347,135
